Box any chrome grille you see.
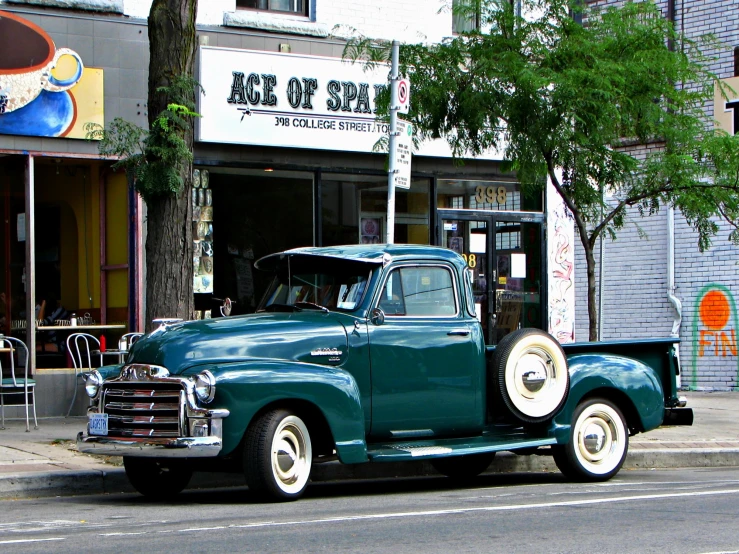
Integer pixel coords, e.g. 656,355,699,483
102,383,183,438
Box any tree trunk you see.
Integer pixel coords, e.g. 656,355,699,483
145,0,198,331
581,234,599,342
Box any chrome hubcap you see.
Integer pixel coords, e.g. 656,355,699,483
573,403,626,475
582,421,607,456
514,349,553,397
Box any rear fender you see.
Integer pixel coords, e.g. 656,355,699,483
190,360,367,463
552,354,665,442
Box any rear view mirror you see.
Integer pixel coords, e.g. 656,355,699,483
370,308,385,326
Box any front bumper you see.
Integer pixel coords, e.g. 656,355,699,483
77,432,224,457
77,363,230,458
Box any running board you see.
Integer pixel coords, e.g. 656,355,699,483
366,435,557,462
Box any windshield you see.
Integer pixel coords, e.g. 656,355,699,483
257,256,374,313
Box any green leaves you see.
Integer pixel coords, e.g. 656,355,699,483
85,75,201,204
345,0,739,339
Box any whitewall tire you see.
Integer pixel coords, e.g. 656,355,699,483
493,328,569,424
245,409,313,501
553,398,629,481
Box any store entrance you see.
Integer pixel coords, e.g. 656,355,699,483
439,210,546,345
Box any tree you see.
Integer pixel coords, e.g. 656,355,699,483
87,0,199,331
346,0,739,340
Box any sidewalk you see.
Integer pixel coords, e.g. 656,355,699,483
0,392,737,499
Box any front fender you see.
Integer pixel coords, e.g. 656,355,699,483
188,360,367,463
553,354,665,440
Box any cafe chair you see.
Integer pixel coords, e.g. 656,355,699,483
0,336,38,432
119,332,144,351
66,333,103,417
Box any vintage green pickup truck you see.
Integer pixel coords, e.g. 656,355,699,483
77,245,692,501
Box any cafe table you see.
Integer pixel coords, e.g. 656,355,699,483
35,324,126,332
36,324,128,361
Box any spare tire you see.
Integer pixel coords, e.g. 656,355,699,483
492,328,569,424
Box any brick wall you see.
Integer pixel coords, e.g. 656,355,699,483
577,0,739,390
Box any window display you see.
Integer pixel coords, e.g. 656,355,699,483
193,169,214,294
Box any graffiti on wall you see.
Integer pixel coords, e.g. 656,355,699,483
0,10,103,139
692,283,739,388
547,179,575,343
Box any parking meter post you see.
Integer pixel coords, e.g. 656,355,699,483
386,40,399,244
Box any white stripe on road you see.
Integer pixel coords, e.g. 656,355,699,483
177,488,739,533
0,538,66,545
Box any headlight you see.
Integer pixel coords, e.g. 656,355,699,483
193,370,216,403
85,370,103,399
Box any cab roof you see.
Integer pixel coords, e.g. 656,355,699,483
254,244,467,271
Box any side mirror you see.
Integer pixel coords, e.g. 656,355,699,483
370,307,385,326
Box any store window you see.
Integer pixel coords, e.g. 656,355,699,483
321,174,430,246
236,0,308,15
205,168,314,315
1,156,130,367
438,179,542,212
453,0,480,33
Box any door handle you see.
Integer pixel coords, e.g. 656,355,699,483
447,330,470,336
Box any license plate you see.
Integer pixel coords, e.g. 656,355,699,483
89,413,108,436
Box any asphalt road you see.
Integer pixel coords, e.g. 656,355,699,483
2,468,739,553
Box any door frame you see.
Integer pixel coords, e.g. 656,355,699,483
437,209,547,344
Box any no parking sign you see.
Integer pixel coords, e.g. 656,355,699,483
396,78,410,114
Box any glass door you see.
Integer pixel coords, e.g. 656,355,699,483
491,215,545,344
440,215,492,341
440,211,545,345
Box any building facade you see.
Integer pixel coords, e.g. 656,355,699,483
575,0,739,390
1,0,560,414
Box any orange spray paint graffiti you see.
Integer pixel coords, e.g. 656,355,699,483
692,284,739,388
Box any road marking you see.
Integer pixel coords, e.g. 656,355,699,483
99,532,147,537
177,488,739,532
0,538,66,545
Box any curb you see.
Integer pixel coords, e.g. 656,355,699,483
1,449,738,500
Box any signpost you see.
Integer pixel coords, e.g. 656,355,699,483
386,40,412,243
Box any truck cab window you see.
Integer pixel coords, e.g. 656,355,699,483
379,266,457,317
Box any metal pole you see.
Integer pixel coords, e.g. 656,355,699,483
24,155,36,375
386,40,400,244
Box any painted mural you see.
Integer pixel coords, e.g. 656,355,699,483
0,10,103,139
547,179,576,343
692,284,739,389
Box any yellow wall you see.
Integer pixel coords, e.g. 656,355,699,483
407,188,429,244
34,163,129,312
105,172,129,307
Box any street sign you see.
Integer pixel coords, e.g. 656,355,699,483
396,78,410,114
394,118,412,189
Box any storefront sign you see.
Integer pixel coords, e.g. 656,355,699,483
198,47,393,152
715,77,739,135
198,47,466,157
0,10,104,140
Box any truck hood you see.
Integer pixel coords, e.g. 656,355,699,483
127,312,353,375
